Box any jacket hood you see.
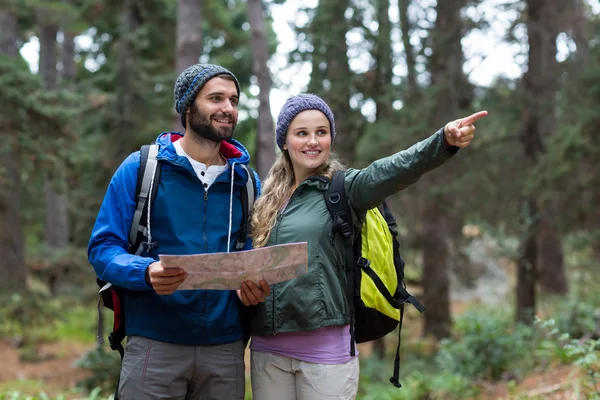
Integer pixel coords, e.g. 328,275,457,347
154,131,252,166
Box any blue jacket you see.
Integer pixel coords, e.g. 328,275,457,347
88,132,261,345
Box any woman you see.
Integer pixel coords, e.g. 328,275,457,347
249,93,487,400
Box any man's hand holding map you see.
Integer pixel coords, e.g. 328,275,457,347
159,242,308,291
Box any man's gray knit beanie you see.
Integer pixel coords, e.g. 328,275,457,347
174,64,241,128
275,94,336,150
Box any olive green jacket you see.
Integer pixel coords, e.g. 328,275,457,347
251,128,457,336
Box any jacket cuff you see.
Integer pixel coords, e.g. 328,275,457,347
438,128,459,155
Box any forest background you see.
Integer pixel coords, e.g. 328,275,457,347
0,0,599,398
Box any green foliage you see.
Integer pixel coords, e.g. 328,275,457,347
551,301,600,340
74,347,121,396
0,291,101,346
436,309,534,381
44,304,104,344
0,292,60,343
25,244,95,297
357,342,478,399
533,317,600,397
564,337,600,396
0,387,111,400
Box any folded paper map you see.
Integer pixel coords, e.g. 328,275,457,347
159,242,308,290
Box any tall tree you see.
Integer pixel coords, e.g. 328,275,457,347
0,7,26,291
110,0,143,166
535,0,583,296
60,0,77,85
373,0,393,120
307,0,357,165
173,0,203,132
247,0,275,178
38,7,71,253
370,0,394,359
420,0,469,340
517,0,562,323
567,0,589,66
398,0,418,100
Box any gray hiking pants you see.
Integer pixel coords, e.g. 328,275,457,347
118,335,245,400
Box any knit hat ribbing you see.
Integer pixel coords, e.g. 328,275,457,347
174,64,241,128
275,94,336,150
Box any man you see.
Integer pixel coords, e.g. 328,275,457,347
88,64,269,399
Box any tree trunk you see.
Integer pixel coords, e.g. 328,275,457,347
517,0,561,323
372,337,386,359
538,219,567,293
371,0,393,354
61,29,76,83
173,0,203,132
325,2,354,165
39,10,70,250
0,8,26,292
516,199,538,325
421,206,451,339
419,0,468,340
307,0,356,165
39,18,58,91
247,0,275,179
374,0,393,119
398,0,418,100
568,0,589,66
532,0,565,293
112,0,139,167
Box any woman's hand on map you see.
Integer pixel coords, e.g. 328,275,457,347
237,280,271,306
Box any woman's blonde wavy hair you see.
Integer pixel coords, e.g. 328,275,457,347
251,151,345,248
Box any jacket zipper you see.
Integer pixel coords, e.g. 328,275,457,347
202,188,208,342
203,190,208,253
271,212,285,335
202,290,207,342
271,186,303,335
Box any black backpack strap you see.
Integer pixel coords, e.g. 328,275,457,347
128,144,161,255
389,303,405,388
235,164,257,250
380,201,425,388
324,170,358,356
380,201,426,313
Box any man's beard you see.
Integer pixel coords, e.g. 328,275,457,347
188,103,236,143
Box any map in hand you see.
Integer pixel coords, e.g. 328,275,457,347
159,242,308,290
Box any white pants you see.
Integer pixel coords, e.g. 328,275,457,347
251,351,359,400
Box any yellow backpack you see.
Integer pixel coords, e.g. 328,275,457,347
325,170,425,388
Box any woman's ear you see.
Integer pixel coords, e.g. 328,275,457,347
283,143,288,151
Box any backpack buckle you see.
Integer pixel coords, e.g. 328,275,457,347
389,377,402,388
396,287,426,313
141,241,158,252
340,222,352,238
235,234,246,250
108,332,119,351
357,257,370,269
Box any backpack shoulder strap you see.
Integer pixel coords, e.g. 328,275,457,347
235,164,257,250
324,170,358,356
129,143,161,254
324,170,352,240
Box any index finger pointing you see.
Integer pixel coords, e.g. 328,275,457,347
461,110,488,126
